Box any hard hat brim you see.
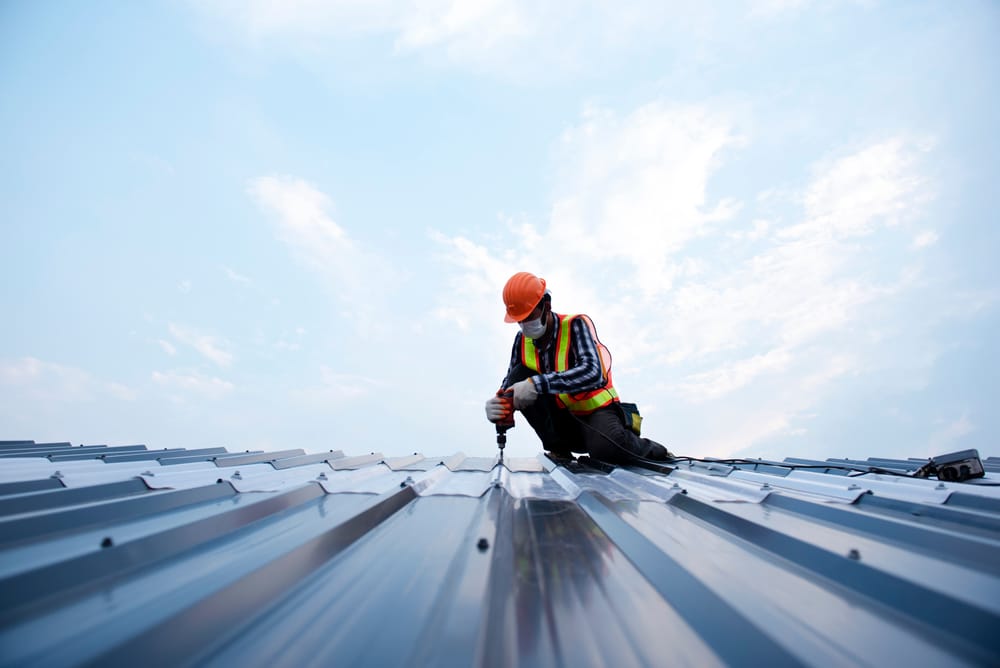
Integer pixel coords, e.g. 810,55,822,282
504,298,542,323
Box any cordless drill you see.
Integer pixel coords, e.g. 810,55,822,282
495,389,515,459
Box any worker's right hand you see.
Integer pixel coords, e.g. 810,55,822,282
485,395,509,423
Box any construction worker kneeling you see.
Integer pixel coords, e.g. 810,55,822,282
485,271,673,464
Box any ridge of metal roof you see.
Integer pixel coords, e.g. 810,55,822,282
0,439,998,666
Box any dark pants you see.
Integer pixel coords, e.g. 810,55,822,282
507,365,667,464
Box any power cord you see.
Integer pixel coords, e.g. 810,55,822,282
563,409,968,480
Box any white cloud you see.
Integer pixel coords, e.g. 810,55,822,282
158,339,178,356
730,219,772,241
547,103,741,296
248,175,354,275
223,266,252,283
748,0,871,18
248,175,396,330
0,357,138,402
781,138,930,241
702,411,795,458
106,382,138,401
168,323,234,367
912,230,938,249
927,411,974,452
196,1,884,85
652,137,930,368
201,0,400,38
196,1,718,78
178,280,193,294
750,0,808,15
291,367,386,404
395,0,532,54
673,348,793,402
151,370,235,400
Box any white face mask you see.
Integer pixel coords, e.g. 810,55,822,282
519,315,547,340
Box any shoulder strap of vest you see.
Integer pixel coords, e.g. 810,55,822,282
554,314,577,372
520,332,541,372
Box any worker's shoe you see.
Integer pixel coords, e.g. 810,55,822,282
639,441,672,461
546,449,575,462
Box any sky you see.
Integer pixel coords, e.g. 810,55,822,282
1,1,998,462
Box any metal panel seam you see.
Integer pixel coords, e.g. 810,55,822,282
575,491,805,667
669,492,1000,665
90,484,420,667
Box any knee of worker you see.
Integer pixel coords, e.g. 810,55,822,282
584,436,629,463
580,409,635,463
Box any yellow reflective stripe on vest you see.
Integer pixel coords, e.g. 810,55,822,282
521,334,541,372
520,314,618,415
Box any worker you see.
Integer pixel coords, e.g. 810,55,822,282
485,271,672,463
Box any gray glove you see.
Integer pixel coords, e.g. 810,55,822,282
511,378,538,409
485,395,507,423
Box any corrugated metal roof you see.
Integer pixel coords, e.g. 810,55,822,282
1,439,998,667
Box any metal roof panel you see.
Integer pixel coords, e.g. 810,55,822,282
1,440,998,666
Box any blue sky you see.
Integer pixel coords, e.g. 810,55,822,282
2,1,998,461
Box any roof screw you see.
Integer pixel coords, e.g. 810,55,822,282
848,548,861,560
142,471,155,477
216,478,224,484
231,471,242,480
477,538,490,552
935,482,947,490
400,475,415,488
51,471,64,479
761,483,771,490
101,537,114,549
317,472,328,481
671,482,681,490
492,480,503,488
848,483,861,490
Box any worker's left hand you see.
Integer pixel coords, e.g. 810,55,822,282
485,395,508,423
511,378,538,409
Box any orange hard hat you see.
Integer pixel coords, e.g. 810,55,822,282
502,272,546,322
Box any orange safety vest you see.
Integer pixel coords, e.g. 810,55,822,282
520,313,619,415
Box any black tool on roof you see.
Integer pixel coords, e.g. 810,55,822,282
913,449,985,482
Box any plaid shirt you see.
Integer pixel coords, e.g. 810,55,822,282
500,313,606,396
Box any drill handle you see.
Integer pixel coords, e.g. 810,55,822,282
495,389,515,429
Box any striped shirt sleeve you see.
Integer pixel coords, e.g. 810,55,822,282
499,334,522,391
